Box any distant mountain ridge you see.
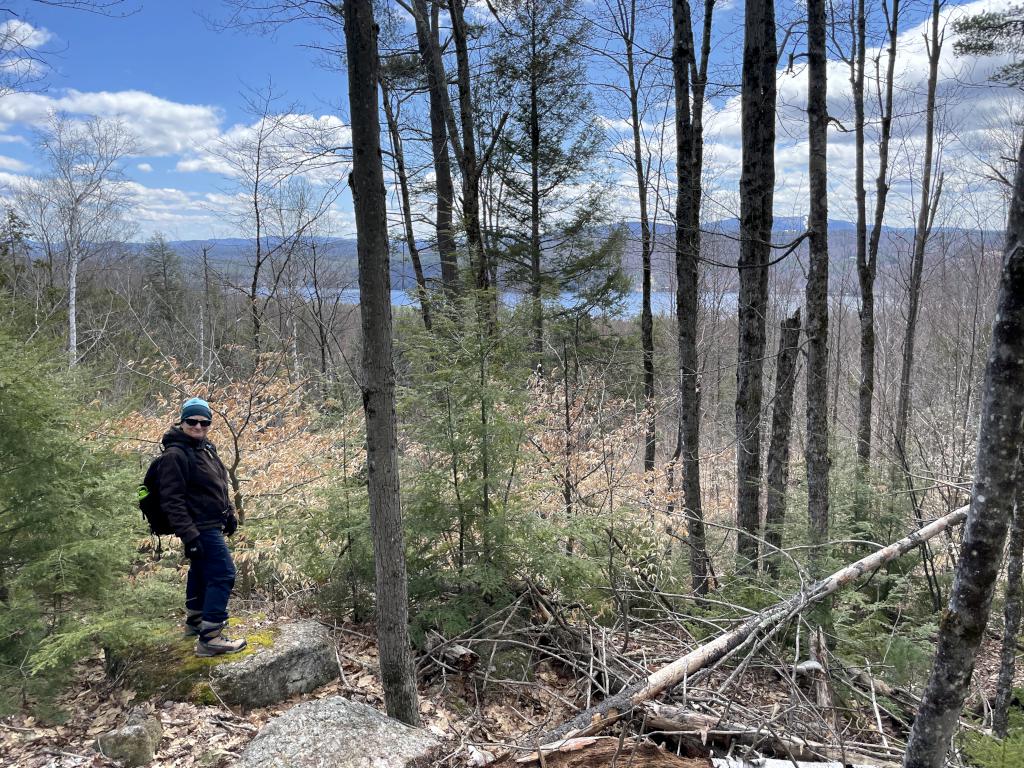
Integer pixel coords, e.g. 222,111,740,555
703,216,856,233
160,218,865,253
138,218,994,291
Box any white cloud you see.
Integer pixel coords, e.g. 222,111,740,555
116,178,358,241
118,180,225,238
137,162,152,172
0,19,53,86
0,154,28,172
0,20,53,52
176,112,351,188
0,89,223,156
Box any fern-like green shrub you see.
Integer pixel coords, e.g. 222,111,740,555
962,731,1024,767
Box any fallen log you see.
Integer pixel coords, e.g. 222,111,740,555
714,760,893,768
534,505,968,745
496,735,890,768
424,629,480,672
642,703,894,766
509,736,711,767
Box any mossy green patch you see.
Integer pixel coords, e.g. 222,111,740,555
109,623,279,702
245,630,275,648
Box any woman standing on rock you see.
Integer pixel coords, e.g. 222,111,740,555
159,397,247,657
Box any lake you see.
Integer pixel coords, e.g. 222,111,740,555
338,290,691,317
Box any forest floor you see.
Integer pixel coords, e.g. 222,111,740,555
1,604,1016,768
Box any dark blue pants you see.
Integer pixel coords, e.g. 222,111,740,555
185,529,236,625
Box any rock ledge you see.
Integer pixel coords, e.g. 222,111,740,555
209,620,338,709
241,696,440,768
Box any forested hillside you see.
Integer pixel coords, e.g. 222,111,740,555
1,1,1023,767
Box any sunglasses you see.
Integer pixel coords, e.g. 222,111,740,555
183,418,212,427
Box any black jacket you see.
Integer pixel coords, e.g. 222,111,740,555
158,427,235,542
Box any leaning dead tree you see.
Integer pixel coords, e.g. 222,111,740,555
534,504,969,746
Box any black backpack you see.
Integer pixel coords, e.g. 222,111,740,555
137,445,196,536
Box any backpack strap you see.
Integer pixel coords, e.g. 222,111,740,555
163,443,198,482
147,445,198,558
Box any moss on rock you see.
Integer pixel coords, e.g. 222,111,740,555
106,621,278,703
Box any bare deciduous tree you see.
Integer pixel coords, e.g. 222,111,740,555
893,0,943,487
22,112,135,367
380,65,432,332
671,0,713,593
856,0,900,521
209,87,345,355
589,0,668,472
406,0,459,296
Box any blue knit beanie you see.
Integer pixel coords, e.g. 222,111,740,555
180,397,213,422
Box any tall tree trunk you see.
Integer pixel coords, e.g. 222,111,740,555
902,129,1024,768
621,15,656,472
308,241,334,387
529,13,543,365
67,237,79,368
893,0,942,490
735,0,777,572
381,79,432,332
448,0,489,294
249,203,264,355
855,0,899,529
890,0,944,613
994,457,1024,739
201,245,212,370
852,0,868,491
691,0,714,208
411,0,458,296
343,0,419,726
806,0,830,579
858,0,899,515
765,309,801,581
672,0,711,594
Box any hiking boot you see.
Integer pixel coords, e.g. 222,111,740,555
195,621,247,657
184,610,203,638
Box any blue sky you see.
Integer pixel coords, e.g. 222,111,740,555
0,1,350,239
23,1,342,132
0,0,1019,240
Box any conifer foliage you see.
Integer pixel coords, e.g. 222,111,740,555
0,330,137,712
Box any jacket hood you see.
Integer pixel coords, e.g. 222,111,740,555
161,425,206,450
